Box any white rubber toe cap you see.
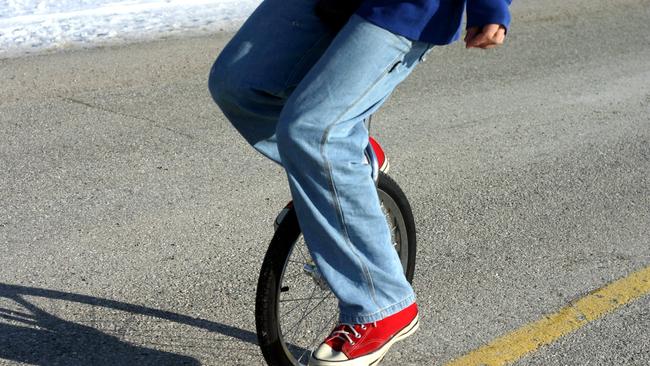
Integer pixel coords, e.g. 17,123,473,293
312,343,349,362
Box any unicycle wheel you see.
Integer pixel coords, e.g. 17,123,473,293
255,172,416,366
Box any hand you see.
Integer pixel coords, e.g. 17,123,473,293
464,24,506,49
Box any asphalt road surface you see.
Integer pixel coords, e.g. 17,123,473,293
1,0,649,365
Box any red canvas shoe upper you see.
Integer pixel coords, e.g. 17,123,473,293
368,136,386,170
314,303,418,361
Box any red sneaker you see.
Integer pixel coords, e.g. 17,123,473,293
369,136,390,173
309,303,419,366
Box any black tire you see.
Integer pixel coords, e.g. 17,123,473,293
255,172,416,366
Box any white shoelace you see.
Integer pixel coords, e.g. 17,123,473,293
328,322,376,345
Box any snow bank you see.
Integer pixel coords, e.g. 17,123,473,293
0,0,262,58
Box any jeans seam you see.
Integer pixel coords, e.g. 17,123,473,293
283,31,333,91
318,51,405,313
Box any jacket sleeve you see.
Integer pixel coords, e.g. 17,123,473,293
466,0,512,29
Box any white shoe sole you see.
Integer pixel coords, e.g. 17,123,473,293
309,314,419,366
379,157,390,174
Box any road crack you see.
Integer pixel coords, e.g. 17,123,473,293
59,96,200,142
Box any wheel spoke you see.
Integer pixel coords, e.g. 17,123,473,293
283,291,333,336
296,239,310,263
282,271,309,282
297,311,339,363
280,296,331,303
282,283,319,333
281,297,310,319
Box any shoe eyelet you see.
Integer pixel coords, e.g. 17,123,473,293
360,325,366,330
355,334,361,339
350,341,355,345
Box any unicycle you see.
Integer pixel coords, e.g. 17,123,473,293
254,121,417,366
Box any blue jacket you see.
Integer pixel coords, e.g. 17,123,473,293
356,0,512,45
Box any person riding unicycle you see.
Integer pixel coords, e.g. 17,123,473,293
208,1,511,364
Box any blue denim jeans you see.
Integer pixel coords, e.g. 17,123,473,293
209,0,432,323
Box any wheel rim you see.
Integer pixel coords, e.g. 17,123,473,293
275,186,410,365
378,188,409,271
277,236,338,365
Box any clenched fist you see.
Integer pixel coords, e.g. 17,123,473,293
464,24,507,49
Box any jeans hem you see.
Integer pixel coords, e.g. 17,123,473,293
338,293,416,324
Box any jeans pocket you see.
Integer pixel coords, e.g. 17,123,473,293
387,59,403,74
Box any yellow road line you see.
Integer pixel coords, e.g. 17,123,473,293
445,265,650,366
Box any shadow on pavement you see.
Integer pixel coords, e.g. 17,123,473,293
0,283,259,365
